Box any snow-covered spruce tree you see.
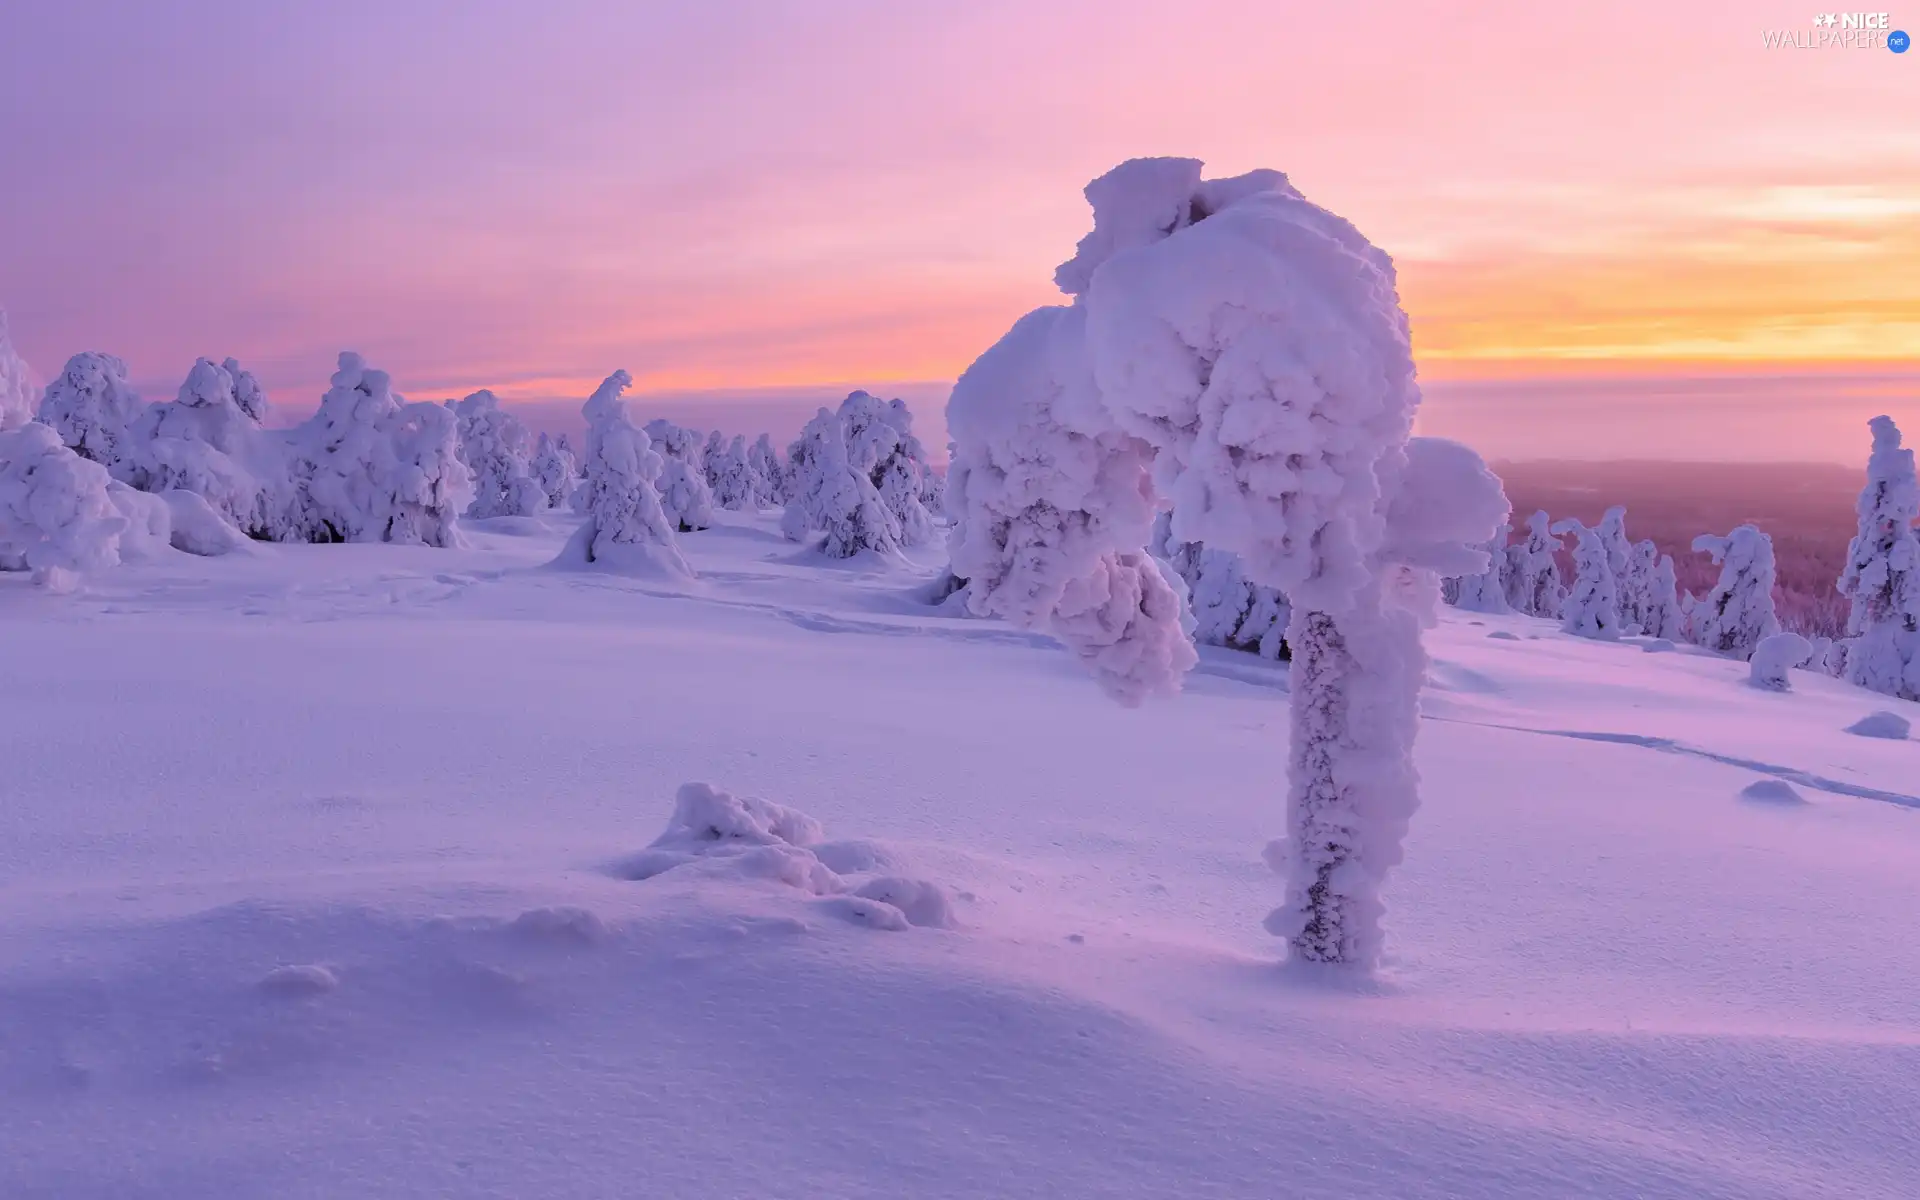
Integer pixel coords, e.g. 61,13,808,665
886,395,946,521
379,399,471,546
1691,524,1781,660
702,429,727,494
1447,523,1511,614
1640,545,1683,640
708,433,755,510
222,357,268,423
642,418,715,532
0,420,130,586
748,432,786,507
1596,506,1638,630
560,370,690,578
839,390,936,547
1504,509,1566,618
781,406,901,558
1836,415,1920,700
453,389,545,518
1153,512,1291,659
119,357,282,536
0,311,35,431
531,431,578,510
1550,518,1622,639
37,351,144,470
949,158,1506,966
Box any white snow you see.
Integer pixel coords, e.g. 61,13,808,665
1845,710,1911,739
0,310,35,431
1749,631,1813,691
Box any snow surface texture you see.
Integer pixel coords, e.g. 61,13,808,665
0,310,34,431
1837,416,1920,700
4,515,1919,1199
947,157,1506,967
1692,525,1782,661
561,371,691,579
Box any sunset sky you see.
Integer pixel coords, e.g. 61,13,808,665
2,0,1915,460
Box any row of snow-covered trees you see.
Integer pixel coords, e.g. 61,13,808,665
1442,415,1919,701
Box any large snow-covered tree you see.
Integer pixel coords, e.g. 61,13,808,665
37,351,144,470
947,158,1506,969
0,311,35,431
0,420,130,587
1505,510,1566,618
1691,524,1781,660
453,389,545,518
1551,517,1622,639
120,357,282,536
562,371,691,578
642,418,716,532
1836,415,1920,699
782,406,902,558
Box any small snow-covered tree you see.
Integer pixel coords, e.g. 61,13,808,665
643,418,716,532
839,390,936,547
380,399,471,546
708,433,755,510
562,370,690,578
1750,632,1813,691
1596,506,1637,629
782,406,901,558
531,431,577,510
1505,510,1566,618
453,389,545,518
748,433,786,507
37,351,144,470
1153,513,1290,658
0,311,35,431
120,357,282,536
0,420,129,586
1551,518,1622,639
1836,415,1920,700
1447,524,1511,613
1640,546,1683,640
702,429,727,494
949,158,1506,968
1691,524,1781,660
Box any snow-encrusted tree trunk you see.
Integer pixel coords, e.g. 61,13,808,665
453,389,544,518
531,431,578,510
1551,518,1622,639
748,433,786,507
1691,525,1781,660
37,351,144,471
0,311,36,432
782,406,902,558
562,371,691,578
1447,524,1511,614
1836,415,1920,700
949,158,1506,967
1505,510,1566,618
0,421,129,586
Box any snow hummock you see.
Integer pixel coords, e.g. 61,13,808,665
1750,631,1813,691
1845,710,1912,739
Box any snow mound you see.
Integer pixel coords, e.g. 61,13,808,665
1845,711,1912,740
258,963,340,998
611,783,953,930
511,905,608,945
1739,780,1808,806
1487,630,1520,641
1641,638,1677,653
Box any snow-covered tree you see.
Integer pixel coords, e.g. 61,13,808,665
1691,524,1781,660
0,420,129,587
702,429,727,493
37,351,144,470
1836,415,1920,700
1551,518,1622,639
1447,524,1510,613
1153,513,1290,658
948,158,1506,968
222,357,268,423
0,311,35,431
782,406,902,558
838,390,936,547
120,357,282,536
708,433,755,510
453,389,545,518
1505,510,1566,618
642,418,716,532
748,433,785,507
1596,506,1637,629
531,431,577,511
561,370,690,578
380,399,471,546
1750,632,1813,691
1640,545,1683,640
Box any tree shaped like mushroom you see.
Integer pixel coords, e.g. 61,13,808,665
947,158,1507,969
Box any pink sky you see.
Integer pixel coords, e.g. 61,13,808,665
1,0,1914,460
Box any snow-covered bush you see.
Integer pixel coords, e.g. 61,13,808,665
839,390,936,547
949,157,1506,968
749,433,786,507
1749,631,1813,691
37,351,144,469
0,311,34,431
560,370,690,578
1551,518,1621,639
1639,544,1683,640
1153,513,1290,658
1836,415,1920,700
1505,510,1566,618
781,406,902,558
453,389,545,518
1447,524,1510,614
118,357,282,536
0,420,129,586
531,431,577,511
707,433,755,510
643,418,715,532
1691,524,1781,660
